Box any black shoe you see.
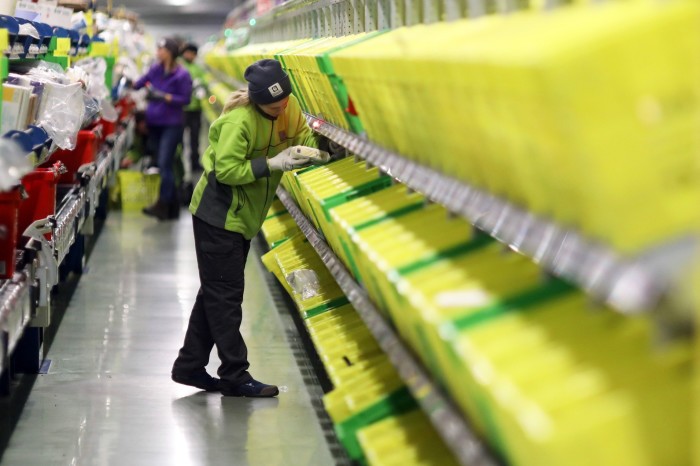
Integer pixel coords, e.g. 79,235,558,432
167,201,181,220
172,371,221,392
142,201,169,220
221,379,279,398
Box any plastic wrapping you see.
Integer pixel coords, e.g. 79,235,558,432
37,82,85,150
285,269,321,300
100,99,118,122
115,56,140,83
82,95,100,126
0,138,33,191
8,62,90,149
71,11,87,31
25,62,71,85
74,57,109,101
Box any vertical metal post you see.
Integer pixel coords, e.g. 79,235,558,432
444,0,463,20
353,0,365,33
334,3,342,36
377,0,390,29
305,11,313,37
324,5,333,36
365,0,378,31
467,0,485,17
343,0,353,35
496,0,516,13
315,8,323,37
423,0,440,23
404,0,422,25
390,0,404,28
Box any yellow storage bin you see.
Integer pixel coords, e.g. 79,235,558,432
391,244,550,386
349,203,487,316
330,0,700,253
225,39,311,82
293,157,392,239
440,292,692,466
260,212,299,249
277,33,382,132
328,184,426,275
266,198,287,219
357,410,460,466
261,232,348,318
116,171,160,212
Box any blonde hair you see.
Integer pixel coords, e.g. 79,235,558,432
223,88,250,113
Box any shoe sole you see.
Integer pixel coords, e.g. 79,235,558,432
220,389,280,398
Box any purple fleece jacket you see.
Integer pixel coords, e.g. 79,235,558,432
134,63,192,127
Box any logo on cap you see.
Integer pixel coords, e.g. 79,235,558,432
268,83,283,97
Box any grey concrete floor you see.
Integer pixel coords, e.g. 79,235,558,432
0,211,337,466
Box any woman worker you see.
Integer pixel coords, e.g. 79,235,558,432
171,59,327,396
133,37,193,220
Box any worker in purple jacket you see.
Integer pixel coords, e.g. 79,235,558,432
134,37,193,220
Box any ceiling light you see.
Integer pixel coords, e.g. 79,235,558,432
166,0,191,6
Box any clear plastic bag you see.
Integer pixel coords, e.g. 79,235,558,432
82,95,101,127
0,138,33,191
285,269,321,300
25,62,70,85
100,99,118,122
37,82,85,150
73,57,109,101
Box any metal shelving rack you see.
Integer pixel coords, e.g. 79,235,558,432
248,0,528,43
0,122,131,378
236,0,696,463
277,187,501,466
303,114,697,320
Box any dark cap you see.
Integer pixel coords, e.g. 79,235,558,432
157,37,179,59
244,59,292,105
182,42,198,55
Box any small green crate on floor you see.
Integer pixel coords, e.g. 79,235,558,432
115,171,161,212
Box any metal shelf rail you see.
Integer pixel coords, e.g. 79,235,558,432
248,0,487,43
0,270,31,368
277,186,500,466
303,114,697,318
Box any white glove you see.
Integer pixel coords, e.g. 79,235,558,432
267,147,313,171
291,146,331,164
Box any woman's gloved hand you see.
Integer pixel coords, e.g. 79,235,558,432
146,87,168,102
267,147,313,171
290,146,330,164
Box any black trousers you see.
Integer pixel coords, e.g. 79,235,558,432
184,110,202,170
172,215,252,386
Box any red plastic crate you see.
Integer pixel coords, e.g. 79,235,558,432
115,97,135,123
42,127,101,184
18,168,59,243
0,188,22,279
98,118,117,139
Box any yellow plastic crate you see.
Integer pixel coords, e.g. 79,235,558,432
116,171,160,212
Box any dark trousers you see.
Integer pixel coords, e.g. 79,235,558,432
148,125,183,203
184,111,202,170
172,215,252,386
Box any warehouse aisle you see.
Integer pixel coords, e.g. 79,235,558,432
0,212,336,466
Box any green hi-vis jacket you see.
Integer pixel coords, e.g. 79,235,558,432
189,94,318,239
